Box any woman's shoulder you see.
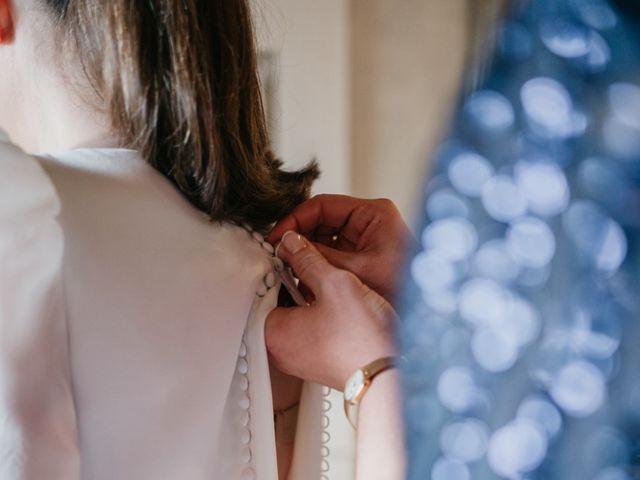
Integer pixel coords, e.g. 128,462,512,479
0,131,61,236
0,143,276,298
37,146,276,307
0,134,78,480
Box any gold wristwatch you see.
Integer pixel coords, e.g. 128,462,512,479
343,356,398,429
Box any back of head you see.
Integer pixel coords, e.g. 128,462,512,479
43,0,319,232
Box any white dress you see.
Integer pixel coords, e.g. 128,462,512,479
0,132,324,480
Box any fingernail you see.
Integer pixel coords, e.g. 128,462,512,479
280,231,307,255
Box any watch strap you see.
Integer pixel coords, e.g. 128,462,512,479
362,356,397,381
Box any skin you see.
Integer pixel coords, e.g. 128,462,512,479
266,229,406,479
267,193,412,478
0,0,115,153
267,194,416,305
267,231,397,389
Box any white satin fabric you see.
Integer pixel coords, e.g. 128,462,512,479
0,134,322,480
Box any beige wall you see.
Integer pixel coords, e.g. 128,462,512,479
254,0,470,221
350,0,468,219
253,0,351,196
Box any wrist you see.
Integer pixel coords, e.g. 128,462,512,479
359,368,400,409
343,356,401,429
336,346,396,391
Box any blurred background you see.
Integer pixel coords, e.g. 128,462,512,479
253,0,506,220
252,0,505,477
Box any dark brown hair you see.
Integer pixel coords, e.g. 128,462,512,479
44,0,319,232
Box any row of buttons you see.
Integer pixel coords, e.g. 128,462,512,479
244,224,332,479
321,386,332,480
243,227,279,299
236,334,255,480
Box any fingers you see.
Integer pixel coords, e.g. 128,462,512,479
265,306,307,378
267,194,370,244
264,307,293,362
276,231,335,294
314,242,362,273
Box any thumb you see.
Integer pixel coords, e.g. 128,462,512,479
276,231,335,294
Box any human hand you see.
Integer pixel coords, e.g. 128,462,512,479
267,195,415,305
265,231,396,391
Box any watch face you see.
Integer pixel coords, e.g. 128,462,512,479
344,369,365,402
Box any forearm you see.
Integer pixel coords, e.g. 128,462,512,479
355,370,406,480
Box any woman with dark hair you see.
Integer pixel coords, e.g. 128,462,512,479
0,0,320,478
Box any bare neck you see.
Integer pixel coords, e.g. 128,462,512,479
0,13,118,155
14,67,118,154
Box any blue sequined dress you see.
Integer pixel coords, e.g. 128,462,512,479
400,1,640,478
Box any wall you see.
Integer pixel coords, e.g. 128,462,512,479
350,0,468,220
253,0,351,196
